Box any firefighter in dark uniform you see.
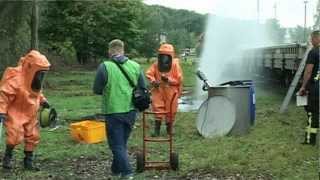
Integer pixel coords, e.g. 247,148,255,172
298,30,320,145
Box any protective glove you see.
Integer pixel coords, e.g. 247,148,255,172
41,101,50,109
151,81,160,88
161,75,169,83
0,113,6,123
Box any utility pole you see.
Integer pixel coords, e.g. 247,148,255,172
273,2,277,20
304,1,308,43
31,0,39,50
257,0,260,23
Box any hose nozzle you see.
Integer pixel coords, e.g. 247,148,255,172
196,70,208,81
196,70,210,91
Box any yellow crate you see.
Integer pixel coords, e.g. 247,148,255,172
70,120,106,144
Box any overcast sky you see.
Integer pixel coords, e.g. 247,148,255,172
144,0,318,28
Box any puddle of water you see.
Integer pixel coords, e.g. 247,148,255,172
178,96,204,112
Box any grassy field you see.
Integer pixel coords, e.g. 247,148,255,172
0,61,318,179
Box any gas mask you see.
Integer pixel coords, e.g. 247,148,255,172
158,54,172,72
31,70,47,92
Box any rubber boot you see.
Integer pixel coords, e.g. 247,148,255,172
310,134,317,145
2,145,14,169
152,120,161,137
166,122,174,135
24,151,40,171
303,112,318,145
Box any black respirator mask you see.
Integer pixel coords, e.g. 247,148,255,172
158,54,172,72
31,70,47,92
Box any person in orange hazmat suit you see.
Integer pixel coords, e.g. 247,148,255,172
146,43,183,136
0,50,50,170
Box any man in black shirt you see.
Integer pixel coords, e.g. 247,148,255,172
298,30,320,145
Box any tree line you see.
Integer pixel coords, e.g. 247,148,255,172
0,0,206,69
0,1,313,71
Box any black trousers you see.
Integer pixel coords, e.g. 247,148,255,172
305,83,319,128
304,83,319,144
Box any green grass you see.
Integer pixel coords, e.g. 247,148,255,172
0,62,318,179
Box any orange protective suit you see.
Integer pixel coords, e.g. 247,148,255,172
0,50,50,151
146,44,183,122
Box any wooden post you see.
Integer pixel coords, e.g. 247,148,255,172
279,45,311,113
31,0,38,50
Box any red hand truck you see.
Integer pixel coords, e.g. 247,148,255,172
136,92,179,172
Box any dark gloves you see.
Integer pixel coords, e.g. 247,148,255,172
161,75,169,83
41,101,50,109
0,113,6,123
151,81,160,88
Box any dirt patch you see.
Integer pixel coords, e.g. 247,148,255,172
66,156,112,179
0,154,274,180
179,169,274,180
0,154,113,180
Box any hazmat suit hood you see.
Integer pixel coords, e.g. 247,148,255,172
19,50,50,94
158,43,174,72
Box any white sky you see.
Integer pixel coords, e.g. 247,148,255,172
144,0,319,28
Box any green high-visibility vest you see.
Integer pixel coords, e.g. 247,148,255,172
102,59,140,114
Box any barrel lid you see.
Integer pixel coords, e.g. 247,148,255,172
196,96,236,138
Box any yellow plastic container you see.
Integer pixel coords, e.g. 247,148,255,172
70,120,106,144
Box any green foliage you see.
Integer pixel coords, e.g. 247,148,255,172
167,29,197,54
0,1,206,68
289,25,312,43
0,2,32,71
139,5,206,56
40,0,146,64
42,3,206,62
135,7,162,59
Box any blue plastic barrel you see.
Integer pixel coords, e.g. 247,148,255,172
241,80,255,125
219,80,256,126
